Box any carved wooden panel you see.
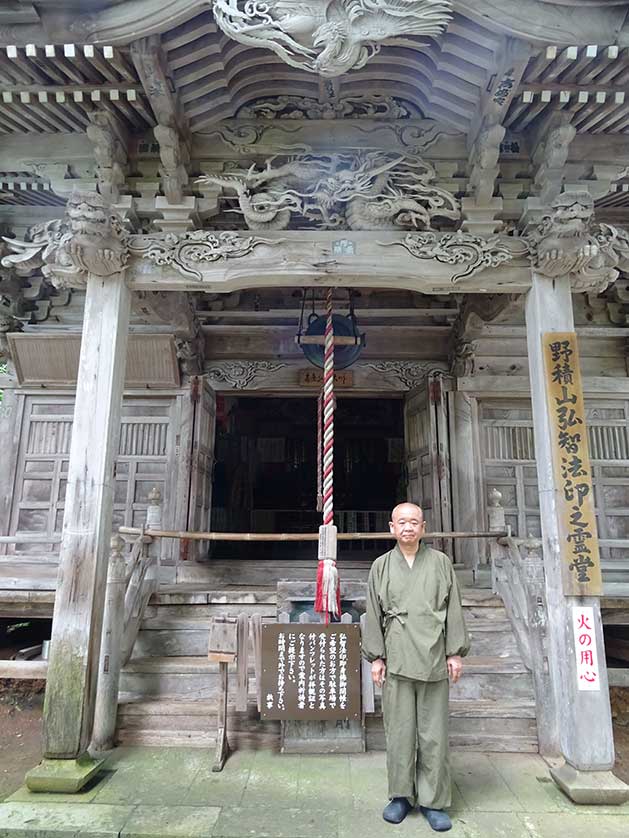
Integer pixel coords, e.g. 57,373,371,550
5,394,179,560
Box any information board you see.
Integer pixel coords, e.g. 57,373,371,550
260,623,362,721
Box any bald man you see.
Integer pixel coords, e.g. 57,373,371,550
362,503,470,833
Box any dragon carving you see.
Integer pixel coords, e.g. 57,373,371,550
197,151,459,231
211,0,452,77
526,191,629,293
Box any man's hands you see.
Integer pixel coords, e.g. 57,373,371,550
371,656,462,685
447,655,463,683
371,658,386,687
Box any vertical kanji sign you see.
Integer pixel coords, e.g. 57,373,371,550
543,332,602,596
572,606,601,691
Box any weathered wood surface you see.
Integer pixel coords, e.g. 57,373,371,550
0,660,48,679
208,616,238,656
125,232,532,295
0,589,55,618
360,613,375,715
236,613,249,713
42,272,131,760
204,328,450,363
525,273,615,770
8,333,180,388
91,536,126,753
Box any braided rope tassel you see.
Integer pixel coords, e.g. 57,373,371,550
315,288,340,620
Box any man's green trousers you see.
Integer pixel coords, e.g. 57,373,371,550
382,674,451,809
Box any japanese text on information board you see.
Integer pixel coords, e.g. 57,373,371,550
260,623,361,720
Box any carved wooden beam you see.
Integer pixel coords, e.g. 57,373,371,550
529,111,577,206
454,0,629,46
463,38,533,234
86,109,129,203
130,35,190,205
468,37,534,148
35,0,204,46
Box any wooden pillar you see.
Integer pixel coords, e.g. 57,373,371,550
27,266,131,792
450,390,482,568
525,273,628,803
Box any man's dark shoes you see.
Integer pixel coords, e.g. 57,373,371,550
383,797,412,823
419,807,452,832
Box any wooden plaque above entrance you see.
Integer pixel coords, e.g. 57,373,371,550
260,623,361,721
298,369,354,388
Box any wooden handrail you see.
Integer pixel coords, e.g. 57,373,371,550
117,526,508,542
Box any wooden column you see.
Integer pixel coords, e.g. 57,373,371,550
450,390,482,569
27,268,131,791
525,273,628,803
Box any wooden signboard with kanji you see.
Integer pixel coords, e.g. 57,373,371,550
298,369,354,388
542,332,602,596
260,623,362,721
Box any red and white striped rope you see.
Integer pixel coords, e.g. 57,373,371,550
322,288,334,526
316,389,323,513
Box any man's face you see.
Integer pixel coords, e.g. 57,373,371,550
389,504,425,546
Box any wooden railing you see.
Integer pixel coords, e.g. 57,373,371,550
91,488,162,752
487,488,555,753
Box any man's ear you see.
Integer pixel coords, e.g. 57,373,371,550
389,522,395,534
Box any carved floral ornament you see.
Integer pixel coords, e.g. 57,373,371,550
203,119,458,156
380,231,520,283
207,361,288,390
211,0,452,78
127,231,281,281
206,360,445,390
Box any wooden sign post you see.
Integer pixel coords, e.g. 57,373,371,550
542,332,602,596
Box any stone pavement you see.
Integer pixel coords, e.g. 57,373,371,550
0,748,628,837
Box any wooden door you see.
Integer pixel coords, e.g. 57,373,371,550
184,376,216,559
404,372,453,543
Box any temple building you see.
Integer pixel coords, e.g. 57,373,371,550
1,0,629,802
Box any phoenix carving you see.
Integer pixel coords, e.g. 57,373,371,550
211,0,452,77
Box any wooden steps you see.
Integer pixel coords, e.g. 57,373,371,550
115,584,539,753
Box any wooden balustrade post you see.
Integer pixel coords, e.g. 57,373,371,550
91,535,127,754
487,488,505,591
145,486,162,579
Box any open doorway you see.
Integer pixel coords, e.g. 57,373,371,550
211,396,405,561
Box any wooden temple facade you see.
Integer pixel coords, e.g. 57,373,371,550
1,0,629,801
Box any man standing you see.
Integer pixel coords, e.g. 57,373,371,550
362,503,470,833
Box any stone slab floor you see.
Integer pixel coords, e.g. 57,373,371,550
0,748,628,838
